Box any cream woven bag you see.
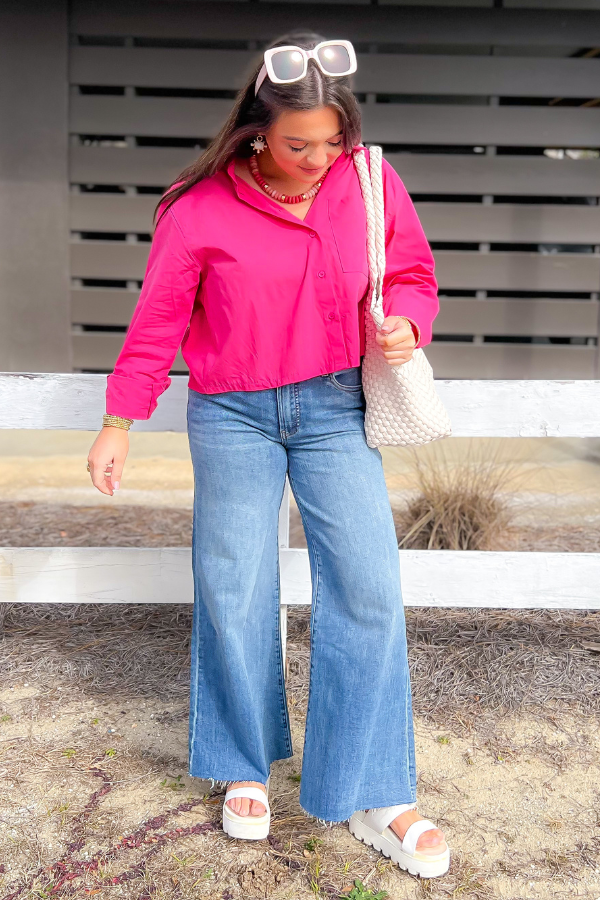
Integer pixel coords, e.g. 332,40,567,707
352,144,452,448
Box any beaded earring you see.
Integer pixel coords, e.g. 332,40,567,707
250,134,267,154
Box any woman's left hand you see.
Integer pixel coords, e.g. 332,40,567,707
375,316,416,366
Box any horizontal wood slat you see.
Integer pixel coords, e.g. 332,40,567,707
505,0,600,8
72,332,597,379
72,332,187,372
70,241,600,291
70,2,600,46
70,242,600,291
390,155,600,197
71,288,138,326
71,95,600,147
71,328,598,381
435,298,599,337
71,95,230,139
2,373,600,434
376,0,492,5
2,546,599,610
417,204,600,244
70,46,600,98
71,332,598,380
71,289,600,338
70,146,600,197
435,250,600,292
427,342,597,379
70,194,600,244
71,241,149,279
70,193,157,232
71,146,192,187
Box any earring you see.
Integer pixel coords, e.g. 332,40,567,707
251,134,267,154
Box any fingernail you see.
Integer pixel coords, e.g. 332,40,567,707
113,481,120,490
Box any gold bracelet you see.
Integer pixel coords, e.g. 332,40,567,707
103,414,133,430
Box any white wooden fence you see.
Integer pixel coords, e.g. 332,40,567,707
1,375,600,652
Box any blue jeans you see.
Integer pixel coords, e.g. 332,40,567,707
186,365,417,823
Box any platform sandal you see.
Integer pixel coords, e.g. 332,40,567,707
349,802,450,878
222,777,271,841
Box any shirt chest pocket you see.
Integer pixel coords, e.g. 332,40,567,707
327,198,369,277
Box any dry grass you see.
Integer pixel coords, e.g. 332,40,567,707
1,602,600,724
393,441,527,551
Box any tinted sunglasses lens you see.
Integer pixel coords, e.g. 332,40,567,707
271,48,306,81
316,44,352,74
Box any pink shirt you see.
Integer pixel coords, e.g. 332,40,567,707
105,146,438,420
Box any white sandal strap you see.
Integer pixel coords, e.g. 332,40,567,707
224,786,270,812
401,818,439,856
368,802,418,832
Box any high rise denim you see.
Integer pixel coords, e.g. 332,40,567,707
186,365,417,823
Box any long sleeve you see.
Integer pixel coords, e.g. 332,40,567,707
105,206,201,420
380,157,439,349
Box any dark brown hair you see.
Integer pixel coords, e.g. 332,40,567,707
154,30,362,226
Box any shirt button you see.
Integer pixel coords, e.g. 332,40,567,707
328,312,335,320
309,231,316,238
318,270,325,278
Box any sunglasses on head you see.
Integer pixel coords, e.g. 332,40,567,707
254,40,357,95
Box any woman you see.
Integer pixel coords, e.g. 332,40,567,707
87,31,450,879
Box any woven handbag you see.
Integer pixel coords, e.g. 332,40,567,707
352,144,452,448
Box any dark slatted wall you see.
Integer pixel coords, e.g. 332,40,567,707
68,0,600,379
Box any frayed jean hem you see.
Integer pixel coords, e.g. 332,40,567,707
300,807,349,827
298,792,418,827
188,772,268,791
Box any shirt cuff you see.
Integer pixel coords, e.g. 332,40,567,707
106,374,171,420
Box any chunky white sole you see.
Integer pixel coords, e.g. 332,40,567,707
222,779,270,841
349,812,450,878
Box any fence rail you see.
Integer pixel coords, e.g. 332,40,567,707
2,374,600,435
1,375,599,640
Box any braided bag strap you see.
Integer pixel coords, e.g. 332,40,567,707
352,144,385,328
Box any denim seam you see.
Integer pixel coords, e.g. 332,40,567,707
277,470,361,825
293,382,300,436
287,469,323,754
328,377,363,393
188,402,202,775
327,370,363,393
274,525,293,754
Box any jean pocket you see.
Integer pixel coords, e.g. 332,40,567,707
328,366,363,392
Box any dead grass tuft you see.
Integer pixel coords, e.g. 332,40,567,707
394,440,525,551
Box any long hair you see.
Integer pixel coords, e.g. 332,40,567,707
153,30,362,227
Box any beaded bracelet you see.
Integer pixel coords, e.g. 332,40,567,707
103,414,133,430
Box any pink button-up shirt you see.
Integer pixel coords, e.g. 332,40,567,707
105,146,438,420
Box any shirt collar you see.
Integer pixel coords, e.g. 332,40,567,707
225,149,351,227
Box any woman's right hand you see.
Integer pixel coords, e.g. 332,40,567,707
87,426,129,496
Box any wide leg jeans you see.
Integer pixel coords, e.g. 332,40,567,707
186,365,417,823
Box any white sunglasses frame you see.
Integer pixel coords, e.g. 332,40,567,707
254,40,357,96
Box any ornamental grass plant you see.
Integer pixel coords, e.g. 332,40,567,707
394,439,528,551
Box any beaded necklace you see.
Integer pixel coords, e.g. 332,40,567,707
248,154,330,205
